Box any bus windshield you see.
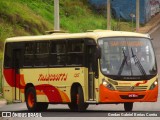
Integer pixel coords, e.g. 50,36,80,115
98,37,157,79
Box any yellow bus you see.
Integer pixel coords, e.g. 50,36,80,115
2,30,158,112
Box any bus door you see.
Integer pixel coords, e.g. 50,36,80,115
13,49,22,102
87,45,96,101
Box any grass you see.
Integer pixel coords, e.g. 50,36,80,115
0,0,134,42
0,0,53,40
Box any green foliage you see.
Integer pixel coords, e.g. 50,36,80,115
0,0,53,40
0,0,133,48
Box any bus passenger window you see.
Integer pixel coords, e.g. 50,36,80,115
24,42,34,67
50,41,66,66
34,42,49,67
67,40,84,66
4,43,13,68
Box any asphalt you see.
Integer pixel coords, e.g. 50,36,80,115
0,13,160,108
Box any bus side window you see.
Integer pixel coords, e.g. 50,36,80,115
23,42,34,67
4,43,13,68
34,42,49,67
50,41,66,66
67,40,84,66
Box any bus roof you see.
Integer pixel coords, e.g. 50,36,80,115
6,30,150,43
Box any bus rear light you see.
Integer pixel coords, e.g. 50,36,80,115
149,79,158,90
102,79,115,90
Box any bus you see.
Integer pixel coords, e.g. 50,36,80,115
2,30,158,112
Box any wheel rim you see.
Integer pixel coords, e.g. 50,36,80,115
28,92,34,108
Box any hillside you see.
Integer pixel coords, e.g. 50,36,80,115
0,0,133,52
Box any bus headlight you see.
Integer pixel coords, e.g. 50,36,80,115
102,79,115,90
149,79,158,90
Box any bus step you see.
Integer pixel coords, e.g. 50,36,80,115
13,100,22,103
86,101,97,103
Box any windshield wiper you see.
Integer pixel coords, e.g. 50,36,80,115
131,48,146,76
118,48,128,75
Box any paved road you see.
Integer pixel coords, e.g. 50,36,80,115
1,28,160,119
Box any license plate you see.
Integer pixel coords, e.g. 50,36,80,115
128,94,138,98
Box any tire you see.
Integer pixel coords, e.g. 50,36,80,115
77,86,89,111
124,102,133,112
68,87,78,111
68,86,89,111
25,87,48,112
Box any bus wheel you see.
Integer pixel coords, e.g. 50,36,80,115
68,87,78,111
26,87,37,111
68,86,88,111
26,87,48,111
124,102,133,112
77,86,89,111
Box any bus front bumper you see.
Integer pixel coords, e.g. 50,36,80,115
99,84,158,103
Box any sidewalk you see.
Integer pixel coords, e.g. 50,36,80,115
0,93,7,108
0,99,7,107
139,13,160,33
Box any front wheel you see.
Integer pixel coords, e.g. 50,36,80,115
68,86,89,111
77,86,89,111
124,102,133,112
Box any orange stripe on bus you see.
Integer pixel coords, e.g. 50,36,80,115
58,90,70,102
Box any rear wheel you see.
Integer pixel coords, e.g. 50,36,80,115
124,102,133,112
26,87,48,111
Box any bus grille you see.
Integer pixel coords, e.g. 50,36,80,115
116,86,148,91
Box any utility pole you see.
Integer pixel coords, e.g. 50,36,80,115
54,0,60,31
107,0,111,30
136,0,139,32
